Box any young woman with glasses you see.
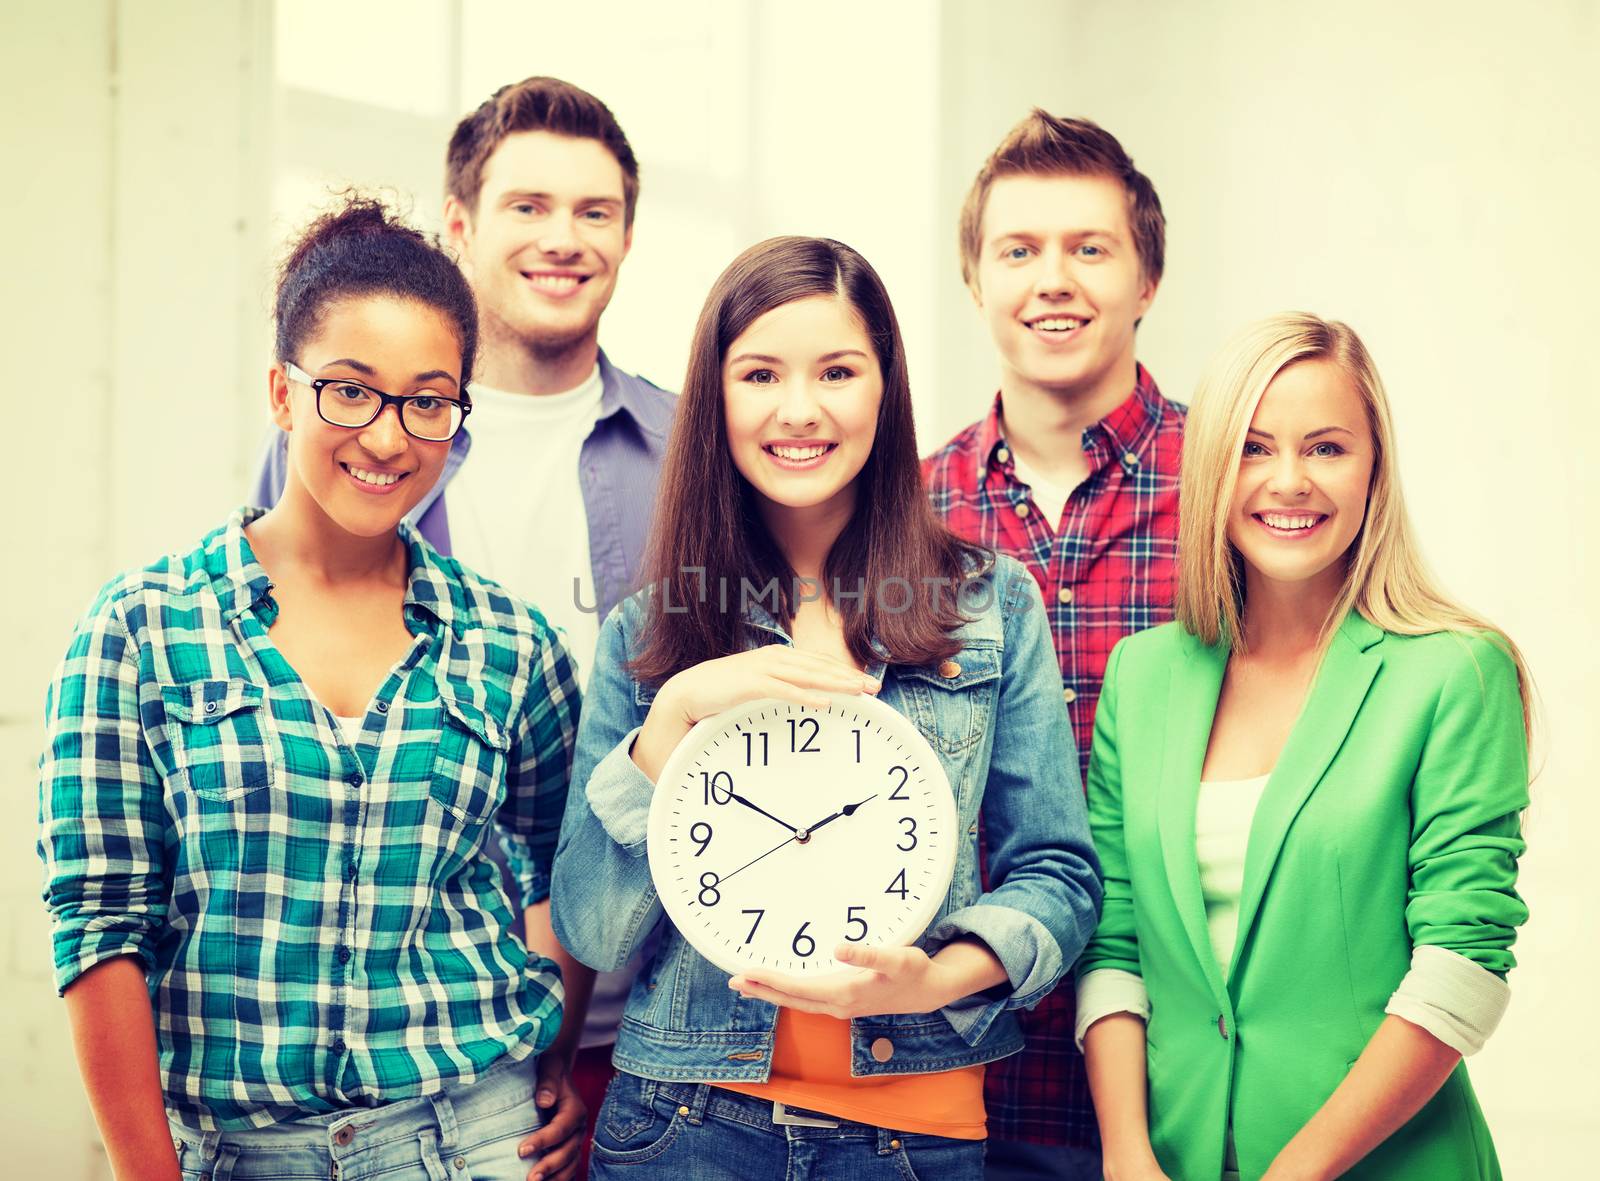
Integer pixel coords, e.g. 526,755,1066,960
38,196,586,1181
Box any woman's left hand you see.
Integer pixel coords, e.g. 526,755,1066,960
730,942,985,1018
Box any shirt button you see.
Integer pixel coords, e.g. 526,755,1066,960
995,446,1011,465
1123,451,1139,467
376,701,389,714
346,861,358,880
1063,688,1077,704
203,700,218,715
345,772,363,788
1015,502,1031,518
331,1038,346,1055
1056,587,1074,605
870,1037,894,1063
336,945,351,963
938,660,961,679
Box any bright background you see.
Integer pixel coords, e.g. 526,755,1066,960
3,1,1595,1174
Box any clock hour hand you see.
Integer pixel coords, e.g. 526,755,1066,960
798,793,878,840
725,790,799,835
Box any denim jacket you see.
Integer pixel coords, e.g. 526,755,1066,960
550,553,1102,1082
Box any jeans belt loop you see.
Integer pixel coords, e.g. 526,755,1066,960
429,1090,462,1155
211,1143,241,1181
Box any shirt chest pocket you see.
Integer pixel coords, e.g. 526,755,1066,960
895,646,1002,754
160,679,274,804
429,680,511,831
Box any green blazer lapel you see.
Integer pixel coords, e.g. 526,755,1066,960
1156,629,1230,1006
1227,611,1384,985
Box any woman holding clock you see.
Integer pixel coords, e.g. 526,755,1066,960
551,235,1102,1179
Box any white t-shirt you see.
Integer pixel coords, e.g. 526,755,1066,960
1009,446,1076,533
446,369,604,689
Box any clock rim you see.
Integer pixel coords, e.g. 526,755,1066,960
646,691,959,980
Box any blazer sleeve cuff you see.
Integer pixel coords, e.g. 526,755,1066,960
583,728,655,855
1384,944,1511,1056
1074,968,1151,1050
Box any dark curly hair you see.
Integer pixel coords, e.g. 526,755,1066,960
274,193,478,385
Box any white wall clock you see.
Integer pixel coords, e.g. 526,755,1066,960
647,693,959,978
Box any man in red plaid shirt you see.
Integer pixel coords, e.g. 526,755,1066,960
923,111,1185,1180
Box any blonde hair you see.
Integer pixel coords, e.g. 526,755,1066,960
1176,311,1535,737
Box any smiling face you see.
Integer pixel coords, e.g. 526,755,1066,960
722,294,884,524
1227,359,1376,600
271,294,464,538
971,172,1156,410
446,130,631,357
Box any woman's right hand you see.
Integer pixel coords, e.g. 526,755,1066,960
630,647,879,782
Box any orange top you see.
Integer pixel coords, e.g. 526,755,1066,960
719,1009,986,1140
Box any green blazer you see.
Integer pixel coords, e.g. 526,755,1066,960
1079,611,1528,1181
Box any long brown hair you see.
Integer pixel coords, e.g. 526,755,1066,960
631,236,991,685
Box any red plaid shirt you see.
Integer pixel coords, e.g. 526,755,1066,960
922,364,1184,1147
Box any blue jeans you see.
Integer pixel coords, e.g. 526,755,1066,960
170,1052,542,1180
588,1072,985,1180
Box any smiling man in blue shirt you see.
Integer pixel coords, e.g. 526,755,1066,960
255,75,675,1163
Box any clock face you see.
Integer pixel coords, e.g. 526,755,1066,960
647,693,958,978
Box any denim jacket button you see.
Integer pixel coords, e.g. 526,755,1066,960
938,660,961,679
870,1037,894,1062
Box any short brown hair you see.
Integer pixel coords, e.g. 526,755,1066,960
445,76,640,226
958,110,1164,286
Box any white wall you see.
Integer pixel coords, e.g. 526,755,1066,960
1,1,1593,1173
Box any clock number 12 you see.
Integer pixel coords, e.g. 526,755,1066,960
788,717,820,754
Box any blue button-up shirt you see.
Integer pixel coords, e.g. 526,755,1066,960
37,509,580,1129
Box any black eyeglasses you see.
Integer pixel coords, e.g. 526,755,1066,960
285,362,472,442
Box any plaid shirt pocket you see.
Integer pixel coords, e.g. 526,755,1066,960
160,679,274,803
430,678,511,829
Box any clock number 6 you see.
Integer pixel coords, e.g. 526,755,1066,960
701,771,734,806
698,872,721,907
844,906,869,942
897,816,918,851
792,922,815,958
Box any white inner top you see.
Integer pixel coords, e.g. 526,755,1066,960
1008,446,1074,532
1195,772,1272,979
445,367,604,689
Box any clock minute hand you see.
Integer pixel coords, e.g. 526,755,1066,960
725,790,799,835
799,793,879,840
717,832,799,887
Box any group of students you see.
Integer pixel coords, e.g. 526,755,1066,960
36,76,1532,1181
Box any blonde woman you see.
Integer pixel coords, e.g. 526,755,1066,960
1077,313,1532,1180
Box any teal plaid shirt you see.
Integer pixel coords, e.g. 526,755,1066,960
37,508,580,1129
